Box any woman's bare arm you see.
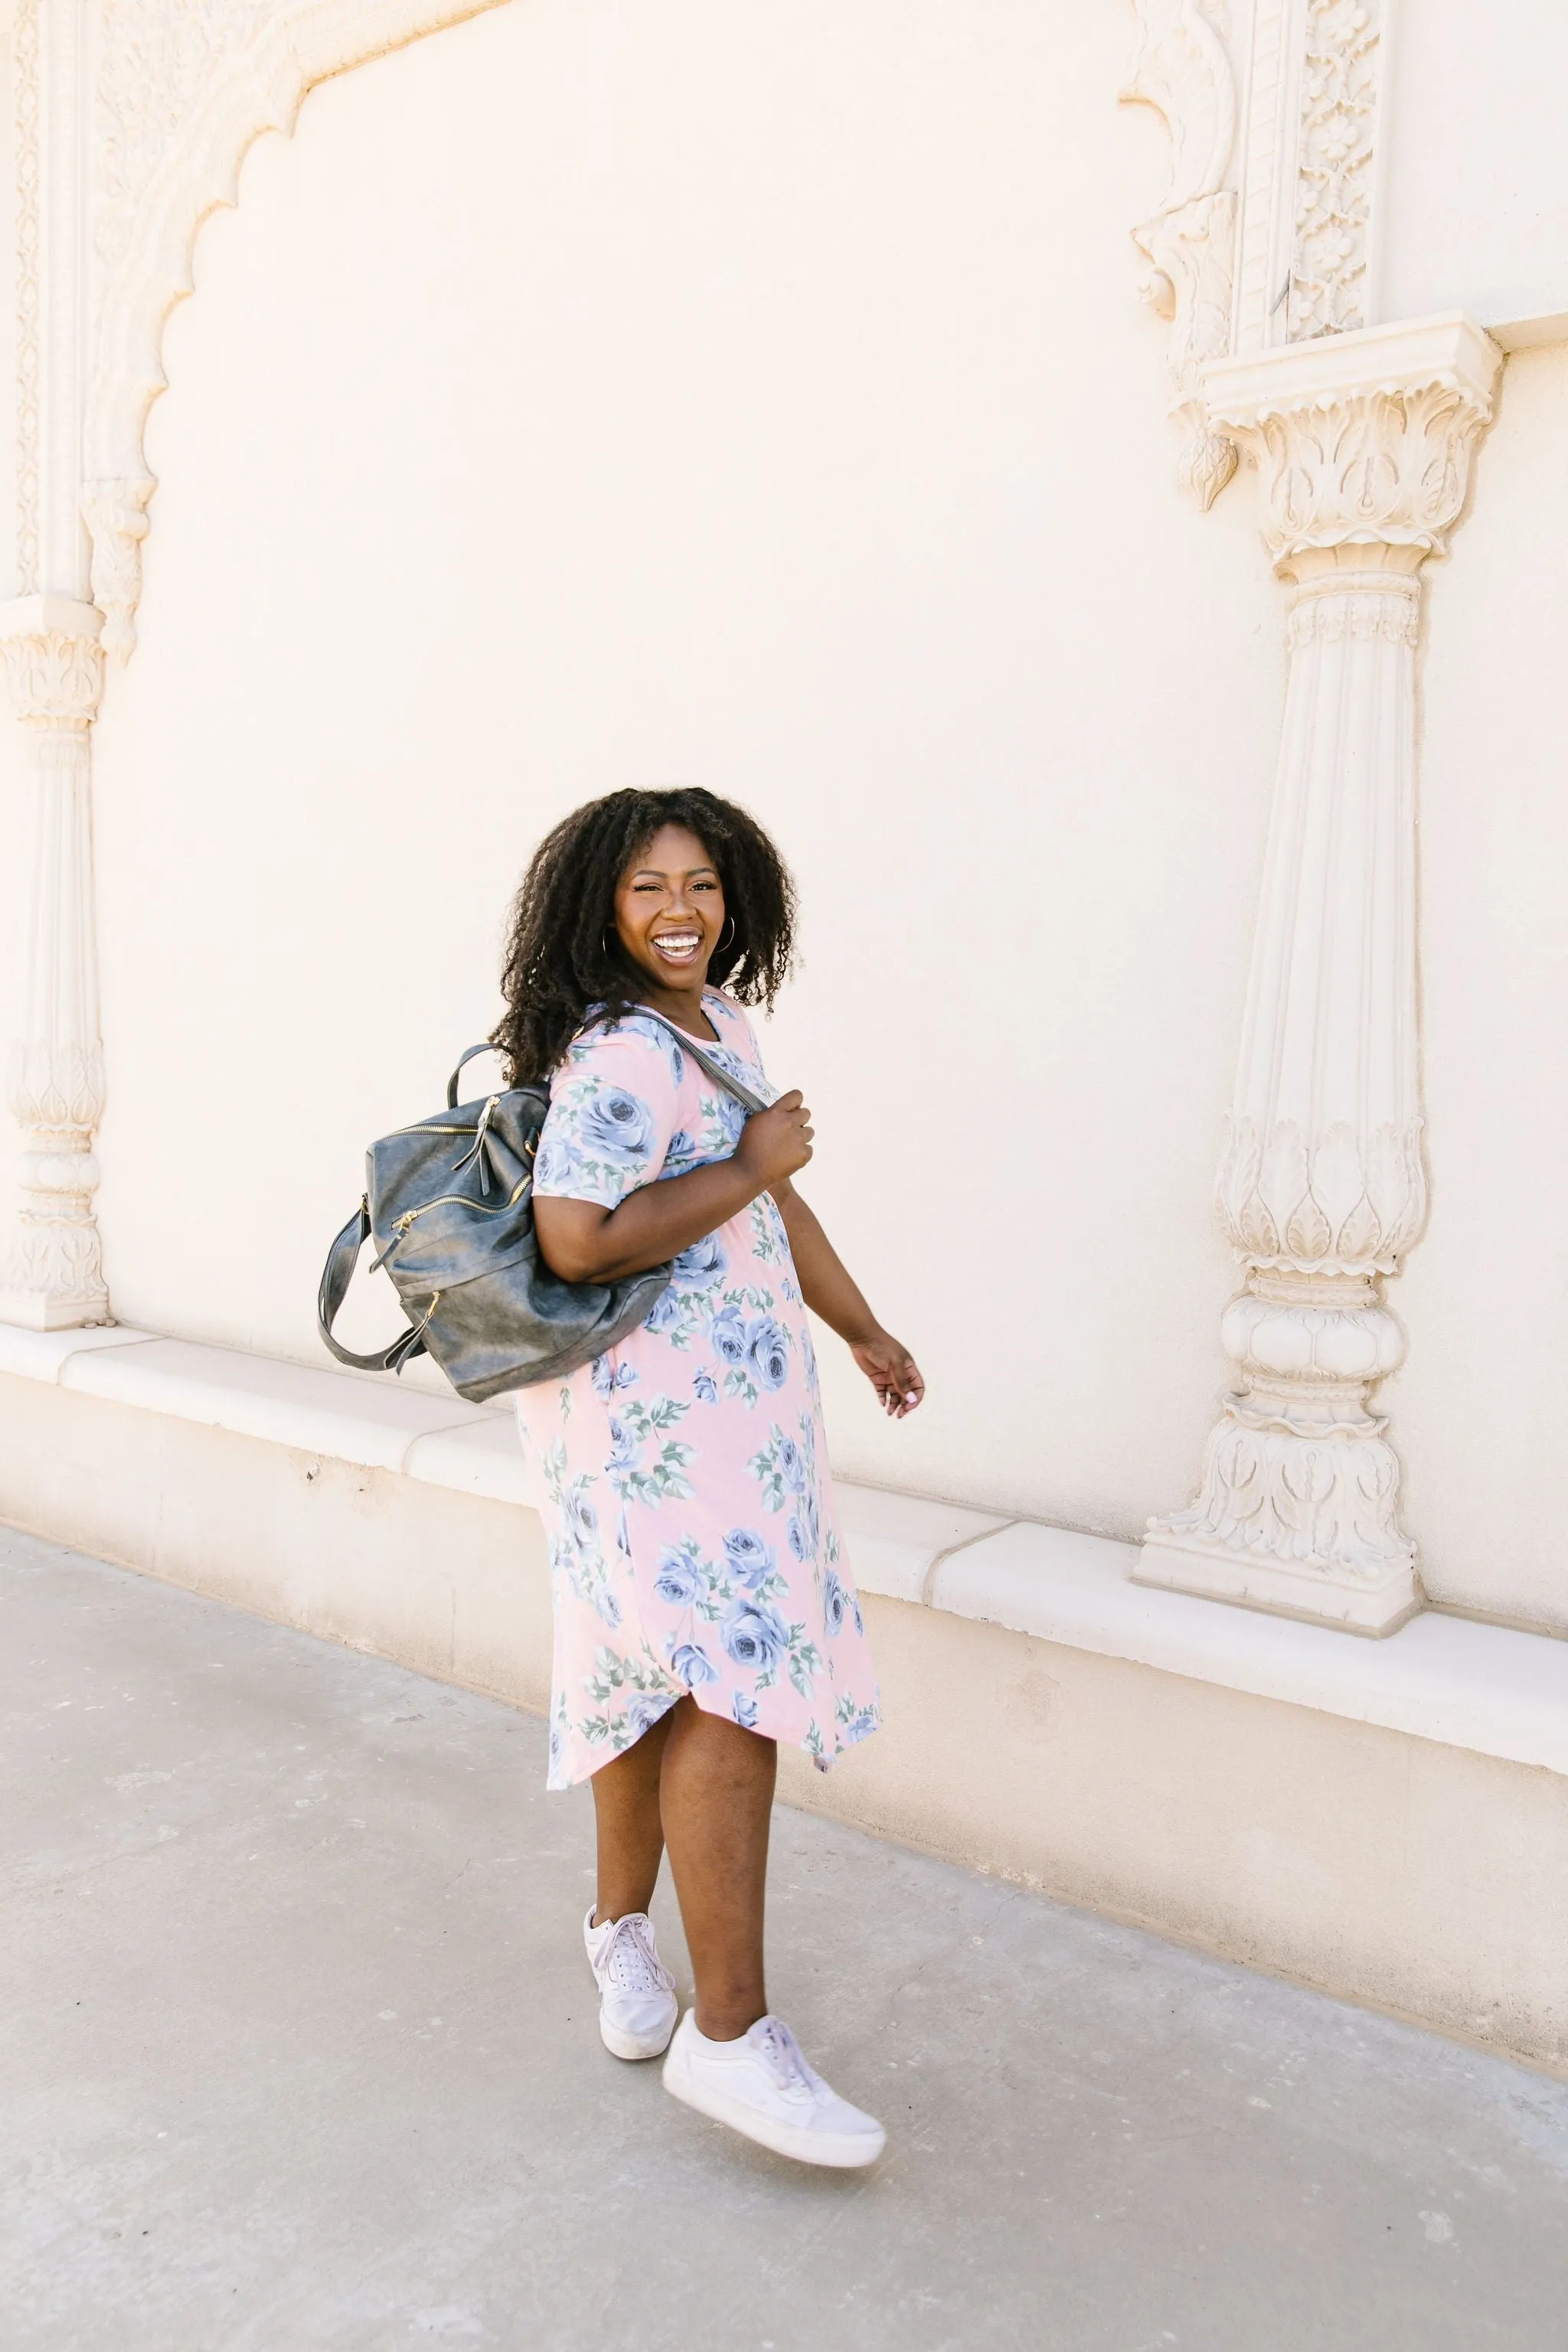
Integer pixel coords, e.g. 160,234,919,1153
533,1091,813,1284
772,1178,924,1419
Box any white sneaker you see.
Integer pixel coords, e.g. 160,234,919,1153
662,2011,886,2168
583,1907,679,2060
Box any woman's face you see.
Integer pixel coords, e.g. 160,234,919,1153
612,823,726,995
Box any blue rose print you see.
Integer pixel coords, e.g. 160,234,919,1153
671,1234,727,1288
720,1598,790,1671
693,1370,718,1403
731,1692,760,1731
723,1527,774,1591
580,1086,655,1163
670,1642,720,1688
709,1305,748,1365
593,1583,622,1628
627,1691,675,1736
786,1489,822,1563
655,1548,706,1606
746,1316,791,1392
623,1013,685,1086
822,1566,848,1637
643,1285,682,1334
714,1093,746,1149
534,1132,580,1191
777,1436,806,1494
606,1416,639,1472
565,1488,599,1550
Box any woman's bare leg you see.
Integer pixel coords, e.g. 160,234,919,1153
658,1697,776,2040
590,1706,675,1925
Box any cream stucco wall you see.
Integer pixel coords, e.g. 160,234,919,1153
82,0,1280,1538
6,0,1566,1626
1394,338,1568,1628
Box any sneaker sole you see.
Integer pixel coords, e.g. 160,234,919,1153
600,2010,677,2062
662,2054,886,2168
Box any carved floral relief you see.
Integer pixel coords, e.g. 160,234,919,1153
1288,0,1380,343
1238,384,1491,566
0,632,107,727
1159,1417,1414,1580
1216,1113,1426,1276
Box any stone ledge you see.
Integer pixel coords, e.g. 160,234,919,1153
0,1321,498,1475
4,1318,1566,1780
938,1521,1568,1783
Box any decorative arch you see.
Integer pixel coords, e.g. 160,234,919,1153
83,0,512,658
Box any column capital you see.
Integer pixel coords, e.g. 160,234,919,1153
1203,313,1503,572
0,598,105,726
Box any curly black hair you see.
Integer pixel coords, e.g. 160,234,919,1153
491,786,798,1082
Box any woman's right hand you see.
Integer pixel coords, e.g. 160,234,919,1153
737,1089,814,1185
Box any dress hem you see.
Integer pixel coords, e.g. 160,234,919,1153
546,1690,883,1793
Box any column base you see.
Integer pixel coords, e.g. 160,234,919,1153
1135,1534,1423,1638
0,1288,112,1332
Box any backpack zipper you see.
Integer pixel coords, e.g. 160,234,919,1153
389,1178,530,1238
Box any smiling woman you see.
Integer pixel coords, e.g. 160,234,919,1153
497,785,922,2169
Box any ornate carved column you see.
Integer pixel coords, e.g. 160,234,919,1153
1137,316,1501,1634
0,599,109,1328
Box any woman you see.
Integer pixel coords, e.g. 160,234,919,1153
494,786,923,2168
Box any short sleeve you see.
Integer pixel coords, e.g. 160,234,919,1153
534,1022,680,1209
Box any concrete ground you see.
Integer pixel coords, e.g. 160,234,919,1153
4,1528,1566,2352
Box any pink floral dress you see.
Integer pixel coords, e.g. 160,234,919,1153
513,992,880,1790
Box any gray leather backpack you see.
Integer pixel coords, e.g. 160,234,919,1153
317,1014,765,1402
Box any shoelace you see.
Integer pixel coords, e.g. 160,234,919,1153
595,1913,675,1997
752,2017,826,2100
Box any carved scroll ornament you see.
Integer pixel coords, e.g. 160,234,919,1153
1122,0,1240,508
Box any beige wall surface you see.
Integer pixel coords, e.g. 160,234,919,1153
1395,339,1568,1628
11,0,1565,1625
1380,0,1568,330
0,14,20,1253
83,0,1279,1537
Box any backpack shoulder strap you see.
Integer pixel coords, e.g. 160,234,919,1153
633,1006,770,1119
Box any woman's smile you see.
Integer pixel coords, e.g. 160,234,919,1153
649,928,703,965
